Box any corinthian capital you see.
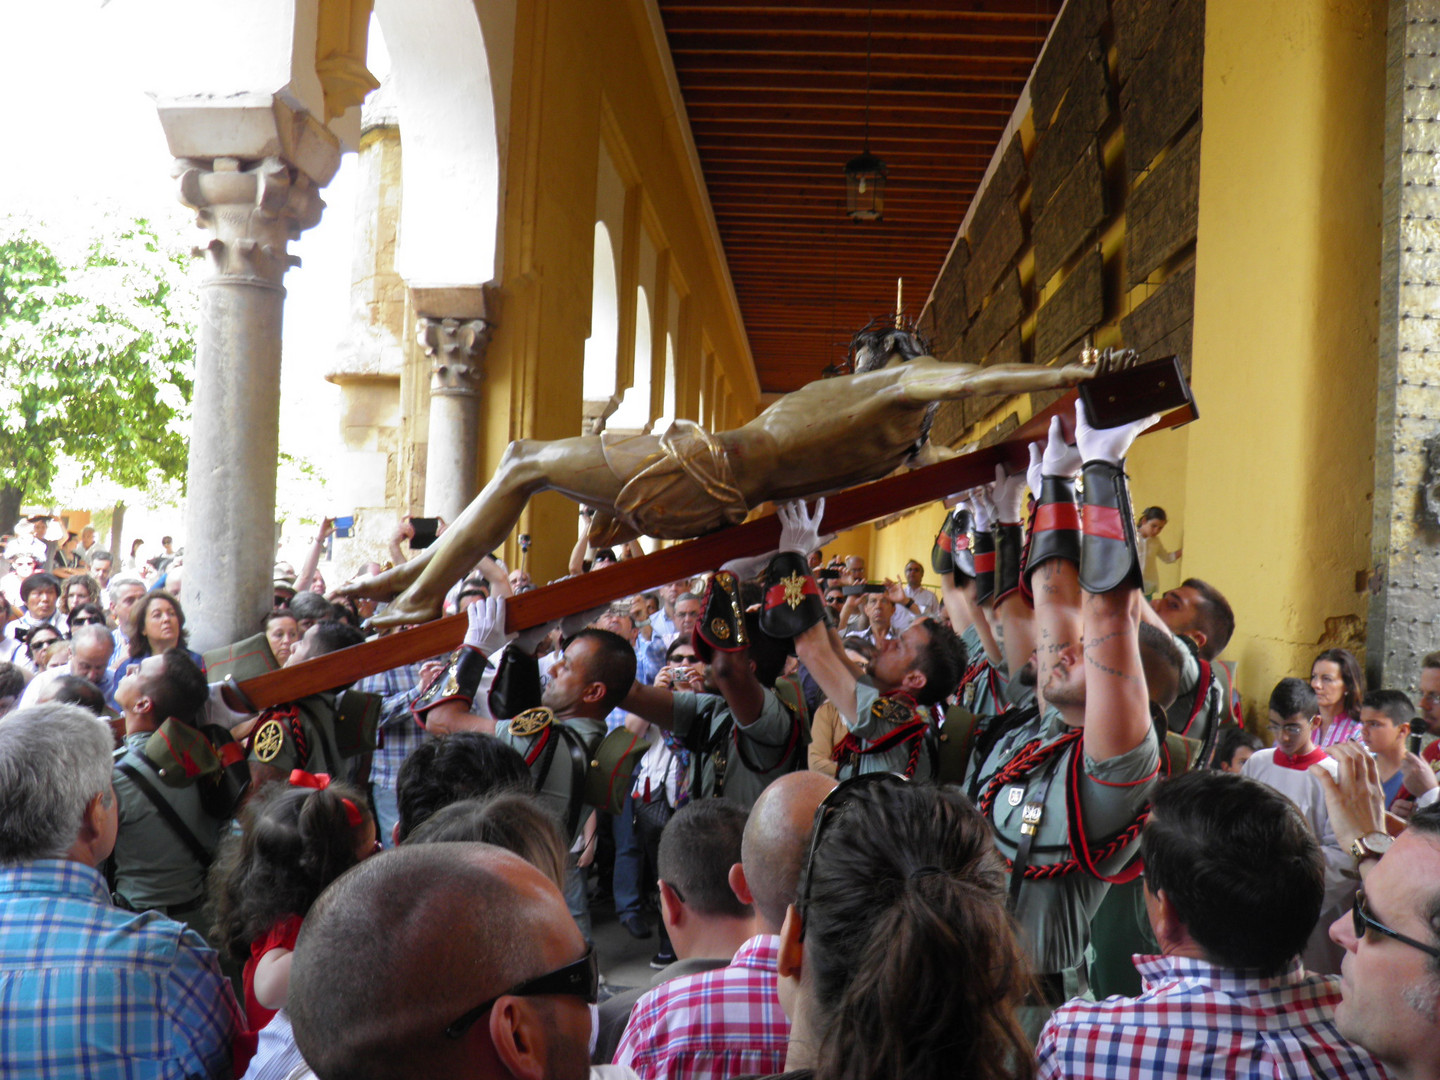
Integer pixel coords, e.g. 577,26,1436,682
418,317,492,396
175,156,327,286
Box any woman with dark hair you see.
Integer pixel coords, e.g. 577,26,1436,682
762,777,1034,1080
108,590,206,701
1309,647,1364,747
65,601,108,630
263,608,301,667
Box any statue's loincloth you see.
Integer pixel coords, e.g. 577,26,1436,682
587,420,749,547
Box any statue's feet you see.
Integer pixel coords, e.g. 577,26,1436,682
335,562,416,602
366,589,445,630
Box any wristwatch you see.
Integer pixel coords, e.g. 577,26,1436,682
1349,832,1393,863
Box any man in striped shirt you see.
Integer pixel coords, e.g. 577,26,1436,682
1037,770,1388,1080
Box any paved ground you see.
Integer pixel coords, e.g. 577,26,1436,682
590,892,668,997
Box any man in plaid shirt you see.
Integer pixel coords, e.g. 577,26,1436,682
0,703,239,1078
614,770,835,1080
1036,770,1388,1080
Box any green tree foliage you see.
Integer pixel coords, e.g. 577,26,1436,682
0,216,195,509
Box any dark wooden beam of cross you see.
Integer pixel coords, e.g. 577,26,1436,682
236,390,1194,710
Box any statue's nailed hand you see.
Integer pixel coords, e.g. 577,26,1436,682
777,499,829,557
464,595,515,657
1075,399,1159,466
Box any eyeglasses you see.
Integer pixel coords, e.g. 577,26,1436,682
443,944,599,1040
795,771,910,938
1353,890,1440,959
69,616,103,626
1419,691,1440,706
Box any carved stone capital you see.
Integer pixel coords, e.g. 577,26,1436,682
419,317,492,396
176,156,327,287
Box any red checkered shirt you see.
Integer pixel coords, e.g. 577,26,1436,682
1036,954,1392,1080
614,934,789,1080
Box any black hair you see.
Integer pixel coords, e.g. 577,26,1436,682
1312,648,1365,718
1138,506,1167,523
1406,805,1440,979
66,601,107,627
912,619,967,706
658,799,752,919
306,619,365,658
264,607,297,630
1269,677,1317,721
395,732,532,841
1144,771,1323,975
1179,578,1235,660
1215,726,1262,769
1361,688,1416,728
665,638,699,662
141,649,209,727
0,663,26,701
19,573,59,605
803,781,1032,1080
1424,651,1440,672
50,675,107,715
840,634,877,662
209,778,373,964
405,792,567,890
126,590,188,661
849,322,930,374
567,628,638,714
289,592,336,624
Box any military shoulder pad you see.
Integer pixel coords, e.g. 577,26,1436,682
694,570,749,661
143,718,221,787
759,552,825,640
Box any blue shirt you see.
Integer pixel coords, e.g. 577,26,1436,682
357,663,426,792
0,860,239,1079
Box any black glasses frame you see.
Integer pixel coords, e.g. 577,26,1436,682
1353,890,1440,959
795,771,910,939
443,944,599,1040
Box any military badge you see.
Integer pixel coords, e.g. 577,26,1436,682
509,706,556,738
253,719,286,764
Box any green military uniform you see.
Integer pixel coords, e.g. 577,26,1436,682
669,687,801,809
1164,633,1226,764
975,710,1159,976
111,734,225,920
246,692,344,776
495,713,608,843
832,680,934,782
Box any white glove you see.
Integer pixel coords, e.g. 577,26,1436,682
514,619,559,656
720,553,772,581
991,464,1028,525
1026,441,1045,502
558,602,612,638
464,595,514,656
971,488,996,532
1042,415,1083,478
1074,399,1160,466
777,498,828,557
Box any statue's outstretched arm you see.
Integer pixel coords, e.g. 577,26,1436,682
901,359,1096,405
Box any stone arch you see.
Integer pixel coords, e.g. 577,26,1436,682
372,0,512,285
610,283,653,431
583,220,621,433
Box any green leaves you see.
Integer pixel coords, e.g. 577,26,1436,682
0,215,196,504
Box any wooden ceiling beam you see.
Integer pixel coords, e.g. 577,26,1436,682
661,0,1062,16
680,86,1018,112
686,103,1015,127
676,69,1031,94
670,51,1036,80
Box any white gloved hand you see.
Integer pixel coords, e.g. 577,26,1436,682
971,488,996,532
1074,399,1160,466
991,464,1028,525
1042,414,1083,478
464,595,514,656
560,602,611,638
777,498,828,557
514,619,560,656
1026,441,1046,502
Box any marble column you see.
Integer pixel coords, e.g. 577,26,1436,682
176,154,328,651
413,286,496,524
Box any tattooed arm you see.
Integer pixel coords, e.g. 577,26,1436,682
1081,585,1150,761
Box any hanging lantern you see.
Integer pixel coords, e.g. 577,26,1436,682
845,150,887,222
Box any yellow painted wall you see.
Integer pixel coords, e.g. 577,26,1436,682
1127,424,1191,597
474,0,759,584
1183,0,1386,720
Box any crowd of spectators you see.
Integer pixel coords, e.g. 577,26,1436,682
1,400,1439,1080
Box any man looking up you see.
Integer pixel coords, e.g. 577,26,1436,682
765,501,964,781
1037,770,1389,1080
966,406,1159,1017
289,843,597,1080
0,703,238,1076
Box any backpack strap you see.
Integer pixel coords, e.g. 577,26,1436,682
115,760,213,868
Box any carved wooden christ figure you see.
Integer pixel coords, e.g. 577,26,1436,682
344,327,1104,626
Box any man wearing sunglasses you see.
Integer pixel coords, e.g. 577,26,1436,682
290,843,597,1080
1309,742,1440,1080
15,624,115,710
